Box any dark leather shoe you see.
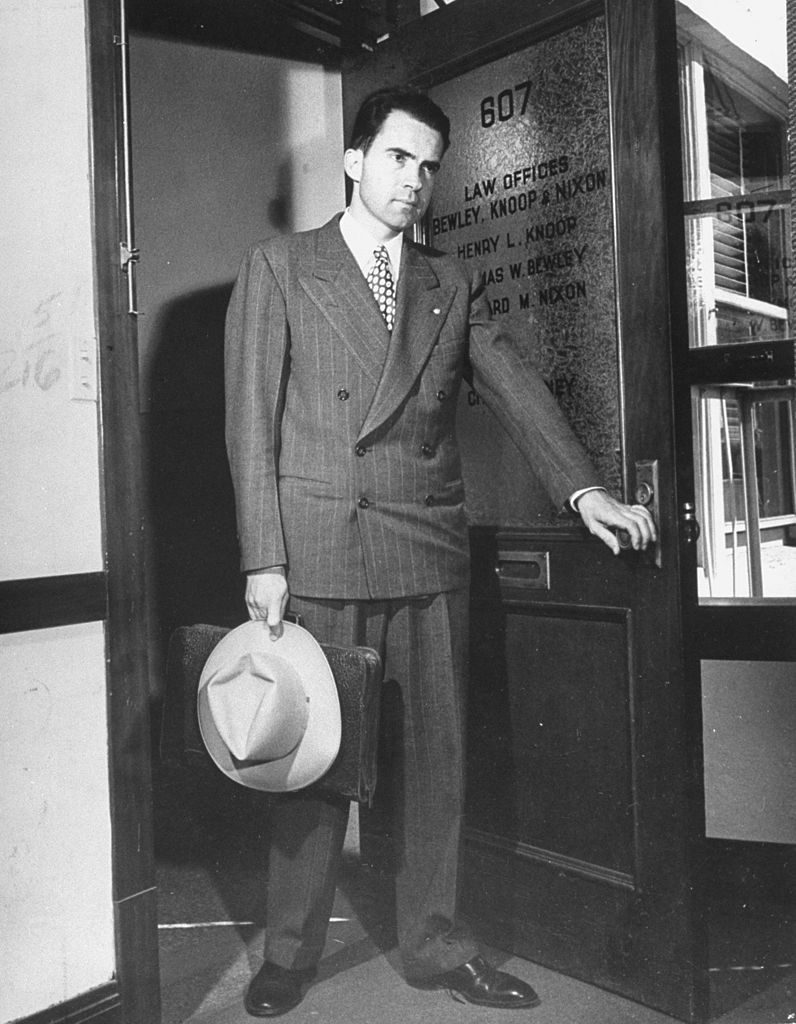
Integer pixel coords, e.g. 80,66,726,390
244,961,313,1017
434,955,540,1009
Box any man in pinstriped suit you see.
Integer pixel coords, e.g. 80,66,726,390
225,87,655,1017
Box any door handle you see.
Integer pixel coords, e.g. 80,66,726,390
617,459,662,568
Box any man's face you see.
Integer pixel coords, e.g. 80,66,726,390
345,109,445,239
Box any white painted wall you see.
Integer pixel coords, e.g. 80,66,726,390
0,624,113,1023
129,36,345,409
0,2,113,1021
0,2,103,581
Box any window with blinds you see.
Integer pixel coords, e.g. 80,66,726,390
680,32,795,599
704,67,789,336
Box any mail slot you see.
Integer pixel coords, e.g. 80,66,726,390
495,550,550,589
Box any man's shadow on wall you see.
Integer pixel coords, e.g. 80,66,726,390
144,281,244,660
144,190,294,674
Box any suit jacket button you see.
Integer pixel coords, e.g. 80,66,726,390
355,444,367,457
358,496,370,509
424,494,435,507
337,387,350,401
436,389,447,402
420,443,433,458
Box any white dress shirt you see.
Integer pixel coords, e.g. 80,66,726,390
339,209,403,285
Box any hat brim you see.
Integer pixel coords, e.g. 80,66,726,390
197,620,341,792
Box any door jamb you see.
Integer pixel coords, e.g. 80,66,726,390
87,1,161,1021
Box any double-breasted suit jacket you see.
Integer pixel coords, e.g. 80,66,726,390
225,214,600,599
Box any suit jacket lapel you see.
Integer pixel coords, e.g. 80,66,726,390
298,216,390,385
358,242,455,443
298,218,457,441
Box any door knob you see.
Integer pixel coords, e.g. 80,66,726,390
615,529,633,550
681,501,701,545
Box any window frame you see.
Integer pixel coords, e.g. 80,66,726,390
677,25,795,600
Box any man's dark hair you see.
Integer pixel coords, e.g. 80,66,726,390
348,87,451,155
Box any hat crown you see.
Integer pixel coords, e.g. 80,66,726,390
197,620,341,792
206,651,309,763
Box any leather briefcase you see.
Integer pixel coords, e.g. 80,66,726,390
161,623,382,805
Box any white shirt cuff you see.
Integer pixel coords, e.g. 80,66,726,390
568,486,606,512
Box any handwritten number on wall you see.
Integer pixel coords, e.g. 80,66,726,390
1,294,63,394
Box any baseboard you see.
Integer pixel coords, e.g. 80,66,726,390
13,982,121,1024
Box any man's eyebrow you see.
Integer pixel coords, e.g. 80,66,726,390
386,145,441,172
385,145,440,173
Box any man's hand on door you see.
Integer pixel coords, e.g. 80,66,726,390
576,489,657,555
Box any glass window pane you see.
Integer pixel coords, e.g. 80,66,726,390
714,291,789,345
679,1,795,603
693,388,796,598
679,12,790,351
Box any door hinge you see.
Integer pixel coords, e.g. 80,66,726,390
119,241,139,272
119,242,140,316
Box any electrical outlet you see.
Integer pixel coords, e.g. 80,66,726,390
70,335,97,401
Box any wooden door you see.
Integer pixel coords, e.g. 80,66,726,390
344,1,706,1020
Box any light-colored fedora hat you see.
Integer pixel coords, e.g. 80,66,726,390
197,620,341,791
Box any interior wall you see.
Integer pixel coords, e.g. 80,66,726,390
0,2,113,1021
702,660,796,844
0,624,112,1023
0,6,103,580
128,36,344,703
130,35,344,413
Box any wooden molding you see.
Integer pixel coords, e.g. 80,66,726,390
0,573,106,635
14,983,121,1024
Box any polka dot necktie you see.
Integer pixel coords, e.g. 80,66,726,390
366,245,396,331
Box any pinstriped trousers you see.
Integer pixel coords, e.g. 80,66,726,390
263,588,479,980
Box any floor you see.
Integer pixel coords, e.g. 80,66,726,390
155,765,795,1024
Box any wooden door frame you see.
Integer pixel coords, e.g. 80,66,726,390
87,1,161,1021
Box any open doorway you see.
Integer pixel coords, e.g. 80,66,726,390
124,8,349,1020
123,3,794,1021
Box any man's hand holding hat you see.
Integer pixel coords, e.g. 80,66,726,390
245,566,289,639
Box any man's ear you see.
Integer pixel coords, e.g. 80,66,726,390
344,147,363,183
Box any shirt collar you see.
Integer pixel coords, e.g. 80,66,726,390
339,209,404,283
